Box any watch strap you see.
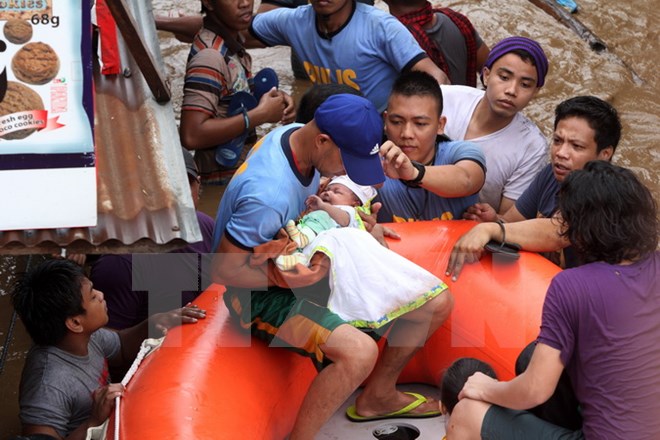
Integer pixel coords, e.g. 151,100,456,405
400,161,426,188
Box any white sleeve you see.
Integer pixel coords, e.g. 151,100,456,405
337,206,361,229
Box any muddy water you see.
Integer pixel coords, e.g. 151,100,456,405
0,0,657,437
156,0,659,208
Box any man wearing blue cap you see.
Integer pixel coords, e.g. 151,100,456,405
211,93,453,439
441,36,550,215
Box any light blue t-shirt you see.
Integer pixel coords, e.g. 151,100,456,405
212,124,321,251
251,3,427,112
377,139,486,222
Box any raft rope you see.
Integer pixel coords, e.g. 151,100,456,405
113,337,163,440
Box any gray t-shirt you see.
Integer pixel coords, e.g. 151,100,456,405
19,328,121,437
426,12,484,86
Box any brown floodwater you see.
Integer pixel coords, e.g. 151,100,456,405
1,0,658,437
157,0,659,210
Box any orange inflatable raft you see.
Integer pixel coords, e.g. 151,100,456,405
110,221,560,439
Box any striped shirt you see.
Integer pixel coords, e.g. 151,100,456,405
182,27,252,119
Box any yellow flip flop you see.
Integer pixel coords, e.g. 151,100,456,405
346,392,441,422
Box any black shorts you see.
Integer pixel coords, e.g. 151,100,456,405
482,405,585,440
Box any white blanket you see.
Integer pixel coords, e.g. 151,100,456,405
302,227,447,328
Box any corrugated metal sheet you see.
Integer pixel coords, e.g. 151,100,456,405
0,2,201,255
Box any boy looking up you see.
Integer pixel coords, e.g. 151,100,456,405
12,259,205,440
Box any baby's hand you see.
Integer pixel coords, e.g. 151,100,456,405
306,194,325,211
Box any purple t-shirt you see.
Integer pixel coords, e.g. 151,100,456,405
538,251,660,439
91,211,215,329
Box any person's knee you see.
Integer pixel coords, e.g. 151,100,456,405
343,331,379,373
403,290,454,324
424,290,454,320
446,398,489,439
435,290,454,318
323,325,378,377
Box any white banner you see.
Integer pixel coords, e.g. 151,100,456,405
0,0,96,230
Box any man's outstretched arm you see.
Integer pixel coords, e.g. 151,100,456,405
446,217,569,280
411,57,451,85
459,343,564,409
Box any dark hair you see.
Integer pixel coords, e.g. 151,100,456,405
11,259,86,346
389,70,443,115
296,83,363,124
440,357,497,414
558,160,658,265
554,96,622,154
509,48,536,67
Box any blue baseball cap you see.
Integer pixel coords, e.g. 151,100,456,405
314,94,385,186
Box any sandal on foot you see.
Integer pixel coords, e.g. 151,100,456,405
346,392,441,422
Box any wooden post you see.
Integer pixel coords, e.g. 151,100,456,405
105,0,171,103
527,0,644,84
527,0,606,52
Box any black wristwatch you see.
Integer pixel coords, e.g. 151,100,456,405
400,161,426,188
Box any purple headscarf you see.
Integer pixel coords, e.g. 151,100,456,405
480,36,549,87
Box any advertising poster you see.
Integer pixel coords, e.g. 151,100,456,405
0,0,95,230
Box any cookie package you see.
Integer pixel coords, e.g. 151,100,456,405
0,0,93,154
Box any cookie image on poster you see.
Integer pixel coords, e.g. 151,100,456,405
11,42,60,85
0,81,45,140
3,19,33,44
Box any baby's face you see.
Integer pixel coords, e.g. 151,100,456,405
320,183,360,206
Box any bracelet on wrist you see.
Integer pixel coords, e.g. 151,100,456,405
495,218,506,243
241,107,251,134
400,161,426,188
